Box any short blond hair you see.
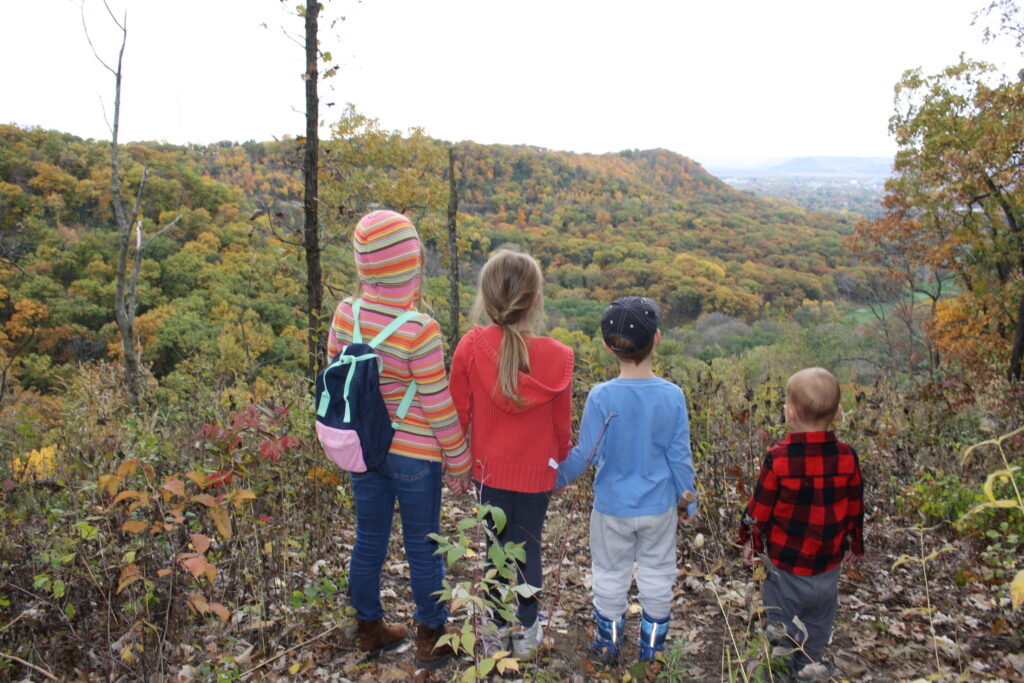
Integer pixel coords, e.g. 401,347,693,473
786,367,840,425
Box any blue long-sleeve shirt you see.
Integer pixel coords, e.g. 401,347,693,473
557,377,697,517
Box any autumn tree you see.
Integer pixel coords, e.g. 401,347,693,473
319,106,448,299
857,52,1024,381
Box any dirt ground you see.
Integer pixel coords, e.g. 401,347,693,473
223,488,1024,682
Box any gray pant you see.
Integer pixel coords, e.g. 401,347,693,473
590,508,677,620
762,563,840,669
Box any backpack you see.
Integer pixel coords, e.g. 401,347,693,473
315,299,419,473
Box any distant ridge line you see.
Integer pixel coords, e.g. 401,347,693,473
706,156,892,178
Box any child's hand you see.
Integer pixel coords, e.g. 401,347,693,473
842,549,858,564
678,508,698,526
742,546,761,566
445,471,471,495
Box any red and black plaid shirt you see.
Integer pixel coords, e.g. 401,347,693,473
737,431,864,576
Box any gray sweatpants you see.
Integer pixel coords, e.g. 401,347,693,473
590,508,677,620
762,563,841,669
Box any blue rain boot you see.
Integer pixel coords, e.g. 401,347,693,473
638,612,670,660
589,609,626,663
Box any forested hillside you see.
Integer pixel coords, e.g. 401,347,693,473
0,122,874,397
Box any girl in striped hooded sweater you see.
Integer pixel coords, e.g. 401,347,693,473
326,210,470,670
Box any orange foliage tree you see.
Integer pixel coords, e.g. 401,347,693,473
856,53,1024,381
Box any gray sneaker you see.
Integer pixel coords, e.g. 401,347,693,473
511,620,543,658
796,662,832,682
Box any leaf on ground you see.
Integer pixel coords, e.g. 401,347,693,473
116,563,142,594
178,553,208,579
209,506,232,539
116,459,140,478
111,489,140,505
98,474,123,496
1011,569,1024,610
186,592,209,615
229,488,257,509
186,471,207,487
162,478,186,498
190,493,218,508
121,520,147,535
208,602,230,622
190,533,211,553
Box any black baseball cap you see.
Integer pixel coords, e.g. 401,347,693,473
600,296,661,353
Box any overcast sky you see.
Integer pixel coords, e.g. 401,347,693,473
3,0,1020,165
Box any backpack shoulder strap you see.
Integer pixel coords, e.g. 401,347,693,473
351,298,364,344
392,378,419,428
351,299,420,348
361,305,421,429
368,309,420,348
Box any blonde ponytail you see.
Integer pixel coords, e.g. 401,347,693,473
473,249,544,404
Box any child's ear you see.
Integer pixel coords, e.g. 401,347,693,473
833,404,843,424
784,402,794,424
654,329,662,347
603,342,613,355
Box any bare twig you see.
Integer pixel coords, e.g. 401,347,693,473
1,581,80,639
0,652,59,681
79,0,116,76
239,624,339,677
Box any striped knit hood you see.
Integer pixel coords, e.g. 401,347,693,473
353,210,422,310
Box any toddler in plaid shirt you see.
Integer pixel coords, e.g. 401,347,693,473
738,367,864,681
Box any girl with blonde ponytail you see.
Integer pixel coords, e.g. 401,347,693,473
450,248,574,657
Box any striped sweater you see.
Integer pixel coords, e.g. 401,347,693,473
327,297,469,474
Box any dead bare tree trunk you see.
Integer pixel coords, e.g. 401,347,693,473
85,2,181,405
84,4,144,404
446,146,460,357
303,1,325,381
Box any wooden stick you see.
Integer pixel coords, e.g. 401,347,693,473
239,624,339,677
0,652,59,681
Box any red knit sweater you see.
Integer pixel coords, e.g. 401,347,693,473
449,325,574,493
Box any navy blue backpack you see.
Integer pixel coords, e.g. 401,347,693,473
315,299,418,473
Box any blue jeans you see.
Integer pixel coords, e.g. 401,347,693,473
348,453,447,627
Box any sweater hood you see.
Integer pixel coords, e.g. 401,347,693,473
771,432,858,478
353,210,422,310
469,325,574,414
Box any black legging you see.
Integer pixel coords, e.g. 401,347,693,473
477,484,551,628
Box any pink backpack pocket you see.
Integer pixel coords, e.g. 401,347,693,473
316,421,367,473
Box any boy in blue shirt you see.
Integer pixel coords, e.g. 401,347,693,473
557,296,697,662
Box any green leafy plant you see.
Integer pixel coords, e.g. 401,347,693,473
430,503,525,682
960,427,1024,609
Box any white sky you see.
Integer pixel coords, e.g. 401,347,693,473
3,0,1021,165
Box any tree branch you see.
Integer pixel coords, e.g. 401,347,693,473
79,1,116,76
0,652,59,682
129,166,149,230
140,214,182,252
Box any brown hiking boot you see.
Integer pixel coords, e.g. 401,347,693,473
356,617,408,659
414,621,458,670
